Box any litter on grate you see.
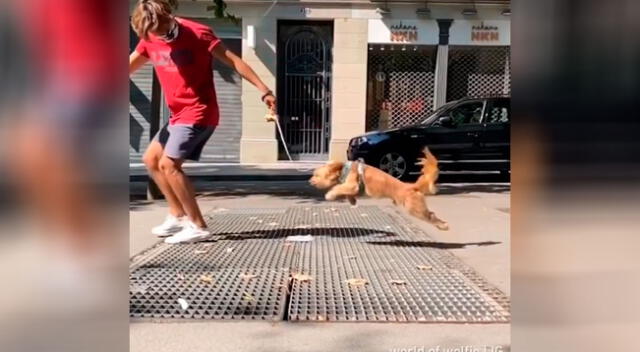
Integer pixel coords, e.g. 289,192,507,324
177,298,189,310
240,273,259,280
285,235,313,242
292,273,313,282
345,278,369,287
200,274,214,284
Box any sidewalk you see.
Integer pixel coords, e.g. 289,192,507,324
130,180,510,351
129,162,509,198
129,162,321,181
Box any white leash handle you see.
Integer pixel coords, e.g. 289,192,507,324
265,112,293,161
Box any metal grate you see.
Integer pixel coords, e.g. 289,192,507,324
136,240,294,271
287,206,509,322
447,46,511,101
290,244,508,322
130,238,295,321
130,267,290,320
398,209,511,313
366,45,437,131
130,206,510,322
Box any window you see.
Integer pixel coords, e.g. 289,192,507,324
486,100,510,124
449,101,484,125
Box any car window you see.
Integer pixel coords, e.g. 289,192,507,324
486,100,510,124
422,101,457,124
449,101,484,126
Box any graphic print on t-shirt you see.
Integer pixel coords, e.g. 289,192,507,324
150,51,174,68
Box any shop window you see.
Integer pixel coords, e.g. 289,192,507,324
447,46,511,102
366,44,438,131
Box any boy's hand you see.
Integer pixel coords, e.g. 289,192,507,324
263,93,276,113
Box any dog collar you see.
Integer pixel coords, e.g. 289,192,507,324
339,160,366,193
338,162,351,184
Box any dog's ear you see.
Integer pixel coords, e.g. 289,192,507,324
325,161,344,178
326,160,343,171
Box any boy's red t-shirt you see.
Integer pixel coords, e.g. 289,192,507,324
135,18,221,126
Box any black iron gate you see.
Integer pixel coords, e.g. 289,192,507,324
277,21,333,160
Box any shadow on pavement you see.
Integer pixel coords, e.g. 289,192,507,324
437,183,510,195
368,240,502,249
129,200,155,210
129,172,509,203
197,185,325,202
129,180,325,204
208,227,398,241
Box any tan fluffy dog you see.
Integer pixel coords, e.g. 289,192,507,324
309,148,449,230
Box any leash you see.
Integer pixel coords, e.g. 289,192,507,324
264,111,369,178
265,111,293,161
265,111,316,172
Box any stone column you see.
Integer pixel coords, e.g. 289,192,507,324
239,17,279,163
328,18,368,161
433,19,453,110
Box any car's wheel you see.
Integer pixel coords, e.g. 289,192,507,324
378,152,410,180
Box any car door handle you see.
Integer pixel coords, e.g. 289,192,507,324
466,132,479,137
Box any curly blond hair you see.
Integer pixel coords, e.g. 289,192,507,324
131,0,178,40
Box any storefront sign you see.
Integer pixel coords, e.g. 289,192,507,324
449,20,510,46
368,19,438,45
390,22,418,42
471,22,499,42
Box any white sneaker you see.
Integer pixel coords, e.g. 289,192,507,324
164,221,211,244
151,215,186,237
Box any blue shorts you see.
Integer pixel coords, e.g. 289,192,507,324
155,123,215,161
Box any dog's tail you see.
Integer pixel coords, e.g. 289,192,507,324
412,147,439,194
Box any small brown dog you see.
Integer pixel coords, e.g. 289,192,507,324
309,148,449,230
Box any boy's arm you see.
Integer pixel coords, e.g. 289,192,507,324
129,51,149,76
211,43,276,112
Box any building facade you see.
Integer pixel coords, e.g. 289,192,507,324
129,0,511,164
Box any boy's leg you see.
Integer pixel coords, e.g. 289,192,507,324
142,140,185,218
158,155,207,228
11,122,97,251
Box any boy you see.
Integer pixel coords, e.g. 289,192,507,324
129,0,275,243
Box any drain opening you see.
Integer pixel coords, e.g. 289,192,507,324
282,274,295,321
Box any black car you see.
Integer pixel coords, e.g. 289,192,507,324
347,96,510,180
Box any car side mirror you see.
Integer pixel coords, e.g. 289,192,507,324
437,115,453,127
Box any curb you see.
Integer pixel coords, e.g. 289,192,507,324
129,174,312,182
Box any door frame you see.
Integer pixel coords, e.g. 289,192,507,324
276,20,334,161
